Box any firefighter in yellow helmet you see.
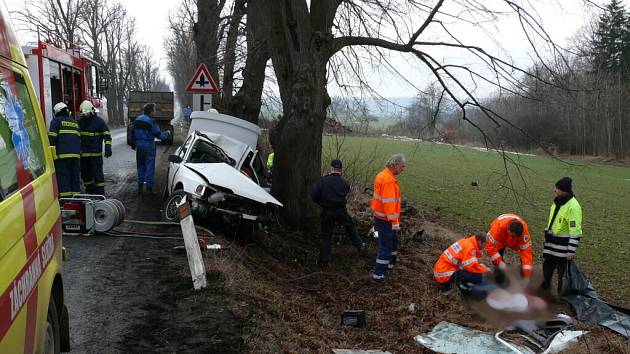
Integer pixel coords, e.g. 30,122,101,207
78,100,111,195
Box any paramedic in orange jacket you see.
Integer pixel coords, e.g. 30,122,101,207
371,154,406,282
434,233,490,296
485,214,534,277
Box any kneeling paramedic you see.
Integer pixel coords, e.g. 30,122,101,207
78,100,111,195
485,214,534,280
434,233,491,299
130,103,171,194
48,102,81,196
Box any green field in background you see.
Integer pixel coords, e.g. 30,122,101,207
323,136,630,304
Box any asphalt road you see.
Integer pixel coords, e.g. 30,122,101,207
62,127,172,353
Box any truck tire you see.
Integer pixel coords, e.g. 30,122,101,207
161,189,186,222
43,296,61,354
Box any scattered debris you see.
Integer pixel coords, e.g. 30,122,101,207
414,321,532,353
332,350,391,354
341,310,366,328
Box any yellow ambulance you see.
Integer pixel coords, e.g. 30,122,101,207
0,2,70,353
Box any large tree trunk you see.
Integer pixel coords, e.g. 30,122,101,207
259,0,337,227
225,1,270,124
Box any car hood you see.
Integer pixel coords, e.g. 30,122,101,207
184,163,282,206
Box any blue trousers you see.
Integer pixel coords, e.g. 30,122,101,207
136,142,156,189
55,158,81,197
372,217,399,280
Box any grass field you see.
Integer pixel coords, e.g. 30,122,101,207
323,136,630,305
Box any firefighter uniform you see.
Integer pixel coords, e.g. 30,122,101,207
79,113,111,195
370,167,401,281
542,177,582,292
485,214,534,277
311,160,364,268
131,113,169,192
434,235,489,298
48,109,81,197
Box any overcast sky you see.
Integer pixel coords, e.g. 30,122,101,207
5,0,598,98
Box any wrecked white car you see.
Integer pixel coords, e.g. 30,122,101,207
162,111,282,224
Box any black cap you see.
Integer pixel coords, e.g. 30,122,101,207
555,177,572,193
331,159,342,169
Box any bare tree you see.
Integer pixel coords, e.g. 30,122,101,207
246,0,579,227
15,0,86,44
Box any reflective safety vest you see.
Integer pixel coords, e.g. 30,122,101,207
370,167,401,226
543,197,582,258
434,236,488,283
485,214,534,277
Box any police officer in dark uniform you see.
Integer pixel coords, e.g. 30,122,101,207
311,159,365,268
48,102,81,197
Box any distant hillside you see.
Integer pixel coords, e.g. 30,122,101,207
260,96,414,125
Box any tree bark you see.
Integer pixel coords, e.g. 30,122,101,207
224,0,269,124
260,0,336,227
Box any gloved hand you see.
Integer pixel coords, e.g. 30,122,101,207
392,223,401,232
105,146,112,158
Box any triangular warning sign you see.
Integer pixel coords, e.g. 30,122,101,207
186,64,219,93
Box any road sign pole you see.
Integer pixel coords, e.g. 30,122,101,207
193,94,212,111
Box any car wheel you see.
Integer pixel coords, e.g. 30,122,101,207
43,297,61,354
161,189,186,222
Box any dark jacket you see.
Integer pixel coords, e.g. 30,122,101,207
48,113,81,159
311,172,350,210
78,114,111,157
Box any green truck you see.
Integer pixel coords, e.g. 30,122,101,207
126,91,174,145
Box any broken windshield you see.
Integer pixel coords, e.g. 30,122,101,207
188,139,236,166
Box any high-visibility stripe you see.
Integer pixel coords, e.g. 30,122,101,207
487,232,498,244
390,251,397,256
59,191,75,197
444,250,459,265
58,129,80,136
372,273,385,280
543,249,568,258
490,253,501,260
544,243,568,251
94,182,105,187
376,259,389,265
386,214,399,220
80,131,110,136
382,197,400,203
461,257,478,267
372,193,382,201
522,264,533,270
83,180,94,185
57,153,80,159
81,152,103,157
434,270,455,278
373,211,387,217
47,132,58,137
104,141,112,145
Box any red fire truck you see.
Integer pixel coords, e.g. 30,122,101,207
22,29,104,128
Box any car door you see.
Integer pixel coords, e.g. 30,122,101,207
167,134,194,193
